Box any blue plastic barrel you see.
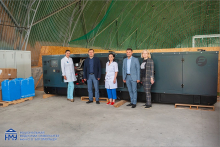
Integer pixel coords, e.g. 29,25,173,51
20,77,35,98
1,80,16,101
12,79,21,100
1,77,35,101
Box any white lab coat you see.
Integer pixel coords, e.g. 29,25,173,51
61,56,77,82
105,61,118,89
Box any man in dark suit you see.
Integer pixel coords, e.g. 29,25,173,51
83,49,101,104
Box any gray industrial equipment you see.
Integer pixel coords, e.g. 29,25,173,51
42,51,219,105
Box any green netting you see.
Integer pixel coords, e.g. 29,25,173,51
69,0,114,43
67,0,220,50
0,0,220,54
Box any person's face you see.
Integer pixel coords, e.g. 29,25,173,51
65,51,70,58
142,51,149,58
88,50,94,57
108,54,114,62
126,50,133,57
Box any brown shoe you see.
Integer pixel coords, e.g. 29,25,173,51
67,99,70,101
70,99,74,102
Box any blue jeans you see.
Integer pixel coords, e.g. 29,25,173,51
67,82,74,99
126,75,137,104
87,74,99,101
106,89,117,99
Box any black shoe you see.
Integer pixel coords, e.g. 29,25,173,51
147,104,152,107
126,103,133,106
96,101,100,104
145,105,151,109
132,104,136,108
86,100,93,104
143,104,152,107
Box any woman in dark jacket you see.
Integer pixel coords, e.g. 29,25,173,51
140,50,155,109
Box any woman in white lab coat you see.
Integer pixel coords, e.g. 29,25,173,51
105,53,118,105
61,50,77,102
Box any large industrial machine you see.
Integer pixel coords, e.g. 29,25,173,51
42,51,219,105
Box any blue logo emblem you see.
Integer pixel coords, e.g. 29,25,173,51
5,128,17,141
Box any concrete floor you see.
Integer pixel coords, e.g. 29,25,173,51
0,91,219,147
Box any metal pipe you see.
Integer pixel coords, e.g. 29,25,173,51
192,34,220,47
68,0,88,44
0,23,28,29
120,28,138,46
19,0,35,50
0,0,20,27
24,0,41,51
32,0,80,26
63,2,79,46
89,18,118,42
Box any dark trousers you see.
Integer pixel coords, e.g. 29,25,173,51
142,78,152,105
87,74,99,101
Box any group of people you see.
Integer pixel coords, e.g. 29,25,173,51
61,48,154,109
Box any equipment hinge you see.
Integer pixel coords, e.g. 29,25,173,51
181,58,184,62
181,84,184,88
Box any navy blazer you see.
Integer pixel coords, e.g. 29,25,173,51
83,57,101,80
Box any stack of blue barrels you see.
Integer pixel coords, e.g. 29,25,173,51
1,77,35,101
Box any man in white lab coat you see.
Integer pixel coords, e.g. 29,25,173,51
61,50,77,102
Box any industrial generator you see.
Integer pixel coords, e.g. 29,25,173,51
42,51,219,105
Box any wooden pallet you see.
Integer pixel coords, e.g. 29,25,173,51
217,96,220,102
35,86,44,91
175,103,215,111
0,97,33,107
43,94,56,99
113,100,128,108
81,96,109,103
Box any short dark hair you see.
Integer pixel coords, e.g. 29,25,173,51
126,48,133,51
108,53,115,62
108,53,115,58
88,49,94,52
65,50,70,53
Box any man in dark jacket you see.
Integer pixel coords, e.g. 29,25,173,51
83,49,101,104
